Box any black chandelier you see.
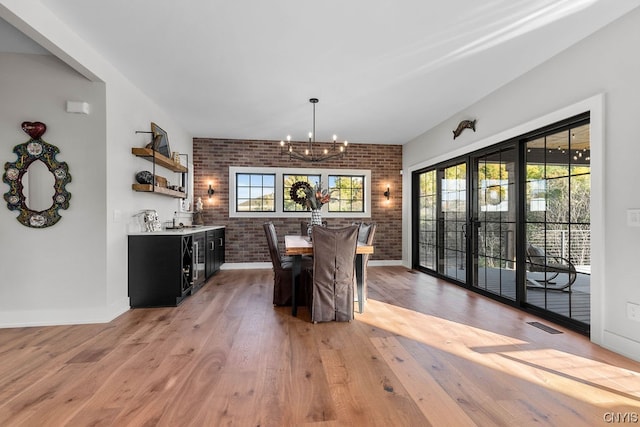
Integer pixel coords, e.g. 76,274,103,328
280,98,348,163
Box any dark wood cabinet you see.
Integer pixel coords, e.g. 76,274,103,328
128,227,225,308
128,234,193,307
206,228,225,278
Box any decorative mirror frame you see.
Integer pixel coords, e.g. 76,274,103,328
3,122,72,228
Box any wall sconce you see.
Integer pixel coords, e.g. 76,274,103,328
208,183,214,199
384,186,390,200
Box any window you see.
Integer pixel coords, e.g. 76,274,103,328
283,174,321,212
328,175,365,212
229,166,371,218
235,173,275,212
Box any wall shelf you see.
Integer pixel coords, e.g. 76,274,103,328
131,147,187,173
131,147,188,198
131,184,186,198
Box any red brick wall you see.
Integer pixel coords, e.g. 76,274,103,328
193,138,402,263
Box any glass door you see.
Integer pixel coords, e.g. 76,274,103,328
412,113,590,333
440,163,468,282
471,146,518,300
523,122,591,324
415,161,467,284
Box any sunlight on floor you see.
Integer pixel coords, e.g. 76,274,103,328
357,299,640,409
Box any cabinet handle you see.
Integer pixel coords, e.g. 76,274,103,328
193,241,199,280
219,238,224,246
210,242,214,251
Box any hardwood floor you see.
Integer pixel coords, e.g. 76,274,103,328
1,266,639,426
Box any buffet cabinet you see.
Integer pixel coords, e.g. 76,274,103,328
128,226,225,307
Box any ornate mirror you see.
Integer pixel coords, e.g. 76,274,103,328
2,121,72,228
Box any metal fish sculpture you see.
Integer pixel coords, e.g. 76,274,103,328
453,119,476,139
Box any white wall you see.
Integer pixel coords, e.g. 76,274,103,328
0,52,107,325
402,8,640,361
0,2,193,326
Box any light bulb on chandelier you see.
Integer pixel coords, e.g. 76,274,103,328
280,98,348,163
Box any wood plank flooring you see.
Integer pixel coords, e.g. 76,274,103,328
0,266,639,426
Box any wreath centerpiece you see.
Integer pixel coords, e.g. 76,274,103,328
290,181,331,238
290,181,331,211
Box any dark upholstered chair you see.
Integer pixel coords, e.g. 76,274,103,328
306,225,359,322
263,222,311,305
353,222,377,303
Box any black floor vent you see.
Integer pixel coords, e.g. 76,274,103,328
527,321,563,334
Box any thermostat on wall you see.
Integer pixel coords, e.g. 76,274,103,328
66,101,90,115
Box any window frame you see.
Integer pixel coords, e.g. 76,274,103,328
229,166,371,218
235,172,276,213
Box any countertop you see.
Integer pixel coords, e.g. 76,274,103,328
128,225,225,236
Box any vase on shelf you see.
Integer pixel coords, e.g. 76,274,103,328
307,209,322,240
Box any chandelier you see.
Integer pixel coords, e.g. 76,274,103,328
280,98,348,162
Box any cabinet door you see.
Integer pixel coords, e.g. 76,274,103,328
214,229,225,272
129,235,188,307
205,230,216,278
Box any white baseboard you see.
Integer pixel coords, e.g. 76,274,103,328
0,298,130,328
220,262,272,270
369,260,403,267
602,330,640,363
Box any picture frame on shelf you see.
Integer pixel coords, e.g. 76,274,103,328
150,122,171,158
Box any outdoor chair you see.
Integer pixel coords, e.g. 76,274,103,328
525,243,577,291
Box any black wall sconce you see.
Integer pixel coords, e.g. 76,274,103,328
208,183,215,199
384,186,390,200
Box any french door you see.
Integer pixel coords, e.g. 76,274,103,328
413,113,591,333
415,161,468,284
471,145,518,301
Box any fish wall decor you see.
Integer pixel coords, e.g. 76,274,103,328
453,119,476,139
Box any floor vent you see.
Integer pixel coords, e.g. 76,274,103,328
527,321,563,334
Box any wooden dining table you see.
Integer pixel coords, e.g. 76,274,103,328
284,235,374,317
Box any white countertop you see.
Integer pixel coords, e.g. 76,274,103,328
128,225,225,236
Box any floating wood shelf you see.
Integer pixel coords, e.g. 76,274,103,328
131,147,188,173
132,184,186,198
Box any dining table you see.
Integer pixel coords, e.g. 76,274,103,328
284,234,374,317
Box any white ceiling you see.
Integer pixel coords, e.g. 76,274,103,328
5,1,640,144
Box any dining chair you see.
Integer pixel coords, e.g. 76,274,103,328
306,225,359,322
263,222,311,306
353,222,377,304
300,220,328,236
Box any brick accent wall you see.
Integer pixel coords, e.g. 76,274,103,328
193,138,402,263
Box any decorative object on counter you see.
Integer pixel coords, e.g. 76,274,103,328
134,209,162,232
171,151,181,165
291,180,331,239
193,196,204,225
452,119,476,139
280,98,348,163
135,170,154,185
2,121,72,228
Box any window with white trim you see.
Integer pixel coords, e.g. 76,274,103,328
229,166,371,218
328,175,365,213
235,173,275,212
283,174,321,212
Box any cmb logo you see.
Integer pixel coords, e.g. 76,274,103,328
603,412,639,423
